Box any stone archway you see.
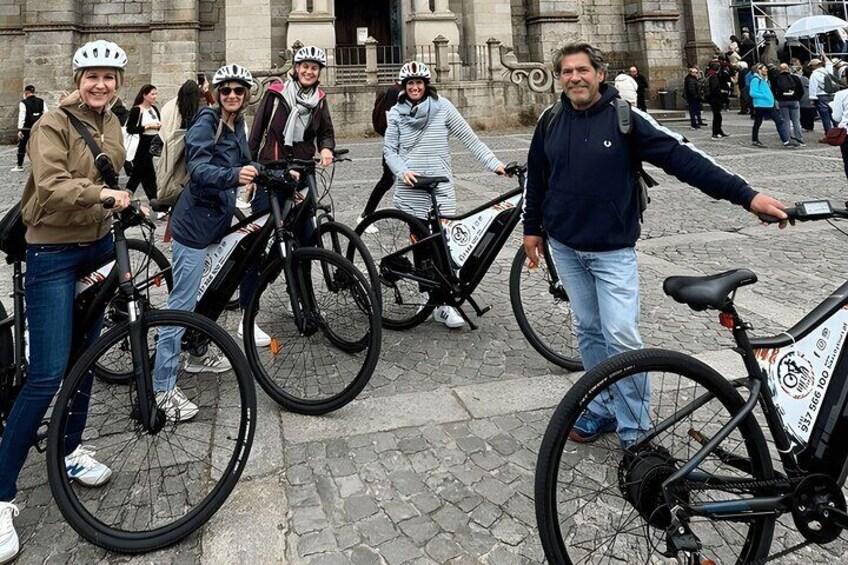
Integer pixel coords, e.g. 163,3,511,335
334,0,402,64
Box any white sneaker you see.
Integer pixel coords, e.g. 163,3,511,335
9,166,24,173
185,353,232,374
237,318,271,347
0,501,19,564
156,211,168,221
65,446,112,487
155,386,199,422
433,306,464,329
356,216,378,234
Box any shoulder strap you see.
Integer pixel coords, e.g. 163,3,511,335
614,98,632,134
543,100,563,140
61,108,103,159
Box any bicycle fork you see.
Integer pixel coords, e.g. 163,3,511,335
270,196,317,337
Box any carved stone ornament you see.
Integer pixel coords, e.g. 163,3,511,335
499,45,555,93
248,41,301,107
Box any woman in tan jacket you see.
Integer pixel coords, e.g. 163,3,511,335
0,39,131,563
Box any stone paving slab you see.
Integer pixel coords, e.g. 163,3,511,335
1,112,848,563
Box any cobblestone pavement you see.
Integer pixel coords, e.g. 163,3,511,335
2,111,848,564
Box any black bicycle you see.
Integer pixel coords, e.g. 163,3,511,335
535,200,848,564
151,154,382,415
354,162,581,369
0,201,256,553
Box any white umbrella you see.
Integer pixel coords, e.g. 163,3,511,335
785,15,848,39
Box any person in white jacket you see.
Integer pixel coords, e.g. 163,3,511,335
829,88,848,181
614,72,638,105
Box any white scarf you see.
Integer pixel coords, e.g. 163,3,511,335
282,78,321,148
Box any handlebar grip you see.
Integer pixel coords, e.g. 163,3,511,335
148,199,171,213
334,148,349,156
756,206,799,224
101,197,116,209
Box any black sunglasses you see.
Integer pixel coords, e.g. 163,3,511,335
219,86,247,96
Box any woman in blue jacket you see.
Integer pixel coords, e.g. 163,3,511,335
152,64,257,421
749,63,795,148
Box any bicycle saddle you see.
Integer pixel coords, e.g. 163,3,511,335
414,176,450,190
663,268,757,312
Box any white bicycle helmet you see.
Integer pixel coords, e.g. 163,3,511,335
293,46,328,68
72,40,128,71
212,64,255,88
398,61,431,83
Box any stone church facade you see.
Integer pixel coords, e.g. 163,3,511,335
0,0,718,136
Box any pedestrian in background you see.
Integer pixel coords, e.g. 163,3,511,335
683,66,705,130
125,84,161,202
12,85,46,172
774,63,805,145
629,66,649,110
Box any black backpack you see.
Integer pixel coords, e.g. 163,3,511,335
371,84,402,136
773,73,797,99
542,98,656,220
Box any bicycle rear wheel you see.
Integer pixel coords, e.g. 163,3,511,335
355,209,440,330
244,247,380,415
535,349,774,564
47,309,255,553
510,244,582,370
95,239,173,384
316,220,381,306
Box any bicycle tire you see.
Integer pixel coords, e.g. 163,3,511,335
95,239,173,384
244,247,380,415
316,220,382,307
354,209,441,330
535,349,774,565
47,309,256,553
0,301,15,437
509,245,582,370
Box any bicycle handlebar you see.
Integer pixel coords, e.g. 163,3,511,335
756,200,848,224
260,148,351,173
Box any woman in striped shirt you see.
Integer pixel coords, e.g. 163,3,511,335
384,61,506,328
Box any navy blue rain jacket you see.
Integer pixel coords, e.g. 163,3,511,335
170,107,251,249
523,85,757,251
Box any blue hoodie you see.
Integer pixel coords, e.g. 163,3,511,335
523,85,757,251
170,107,251,249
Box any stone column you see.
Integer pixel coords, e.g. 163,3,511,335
624,0,686,107
151,0,200,100
407,0,460,58
365,37,378,86
291,0,307,13
433,35,449,83
458,0,514,47
524,0,580,63
227,0,272,68
681,0,718,67
487,37,503,81
22,0,80,101
286,0,336,57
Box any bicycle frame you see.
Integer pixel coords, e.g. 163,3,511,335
379,171,526,326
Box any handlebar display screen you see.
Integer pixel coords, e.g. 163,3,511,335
800,200,832,216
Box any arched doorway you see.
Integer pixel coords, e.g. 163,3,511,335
334,0,402,65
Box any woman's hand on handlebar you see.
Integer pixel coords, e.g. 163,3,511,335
750,193,791,229
319,148,334,168
402,171,419,187
238,165,258,186
494,163,509,177
523,235,545,268
100,188,131,211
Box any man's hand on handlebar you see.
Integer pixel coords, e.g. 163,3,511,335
239,165,258,186
403,171,419,187
100,188,131,211
750,193,792,229
523,235,545,269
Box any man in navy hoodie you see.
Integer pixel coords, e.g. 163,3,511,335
522,42,789,448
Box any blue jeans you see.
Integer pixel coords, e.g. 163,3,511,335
687,100,702,128
815,97,834,131
153,241,208,391
752,106,790,143
779,101,803,142
0,235,113,501
548,240,650,442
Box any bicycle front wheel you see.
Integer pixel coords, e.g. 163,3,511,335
510,244,582,370
244,247,381,415
47,310,256,553
95,239,173,384
355,209,440,330
535,349,774,565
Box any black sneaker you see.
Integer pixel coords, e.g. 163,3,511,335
792,137,806,146
568,410,617,443
711,135,722,140
752,140,766,148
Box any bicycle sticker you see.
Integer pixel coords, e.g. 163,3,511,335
197,215,270,300
444,193,521,267
754,307,848,450
76,262,115,296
